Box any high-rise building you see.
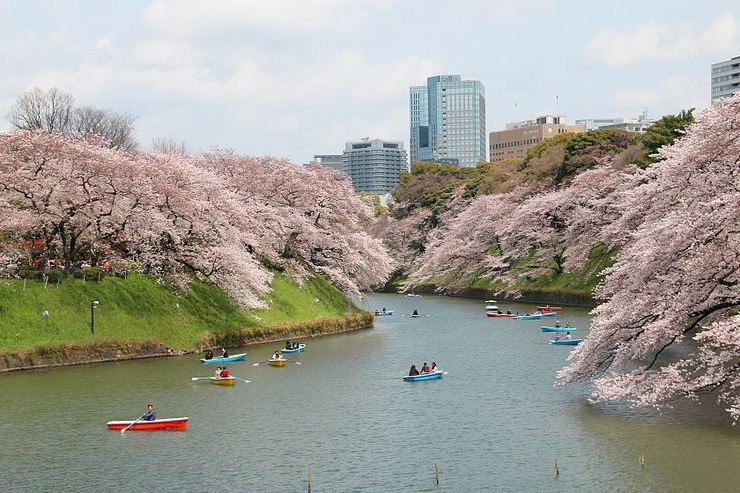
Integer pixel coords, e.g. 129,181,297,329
489,115,582,161
711,56,740,102
409,75,486,167
342,138,408,194
576,111,654,133
309,154,344,172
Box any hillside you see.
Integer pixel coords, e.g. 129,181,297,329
0,271,360,355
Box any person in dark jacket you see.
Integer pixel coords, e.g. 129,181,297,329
409,365,420,376
142,404,156,421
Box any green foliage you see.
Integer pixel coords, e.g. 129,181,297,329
635,109,695,167
0,272,354,353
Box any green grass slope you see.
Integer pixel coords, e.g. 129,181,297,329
0,272,356,353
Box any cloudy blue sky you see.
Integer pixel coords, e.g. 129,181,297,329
0,0,738,162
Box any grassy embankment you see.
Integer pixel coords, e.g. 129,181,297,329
393,244,617,305
0,272,365,355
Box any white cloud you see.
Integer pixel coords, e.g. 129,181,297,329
611,74,708,114
584,12,739,66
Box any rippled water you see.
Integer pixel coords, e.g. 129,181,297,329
2,293,740,492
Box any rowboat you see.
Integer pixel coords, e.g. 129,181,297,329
410,314,421,318
550,339,583,345
513,314,543,320
539,312,557,318
106,417,189,431
406,293,422,297
485,300,497,303
403,370,444,382
541,326,578,333
538,306,562,312
210,376,236,385
269,358,287,367
484,305,499,311
281,344,306,354
486,312,514,318
374,310,394,316
201,353,247,364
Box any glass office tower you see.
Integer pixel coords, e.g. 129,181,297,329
409,75,486,167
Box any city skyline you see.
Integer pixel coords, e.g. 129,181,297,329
0,1,738,163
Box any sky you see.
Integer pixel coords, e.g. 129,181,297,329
0,0,738,162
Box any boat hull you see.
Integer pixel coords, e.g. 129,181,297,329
538,306,562,312
106,417,188,431
541,326,578,333
374,311,394,316
201,353,247,364
403,371,444,382
281,344,306,354
210,376,236,385
514,315,543,320
539,312,557,318
550,339,583,345
487,313,514,318
269,359,287,367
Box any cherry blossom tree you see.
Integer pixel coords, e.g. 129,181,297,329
0,132,391,308
559,94,740,420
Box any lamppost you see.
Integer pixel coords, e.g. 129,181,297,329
90,300,99,336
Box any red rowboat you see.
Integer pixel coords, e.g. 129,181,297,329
106,417,189,431
537,306,562,312
486,313,515,318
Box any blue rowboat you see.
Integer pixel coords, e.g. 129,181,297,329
541,326,578,333
549,339,583,345
513,314,543,320
281,344,306,355
403,370,443,382
539,312,557,318
200,353,247,364
410,314,421,318
374,310,394,316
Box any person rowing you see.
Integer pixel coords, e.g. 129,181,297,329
214,366,222,378
285,341,292,350
409,365,420,376
555,320,561,328
142,404,156,421
420,362,431,374
221,347,229,358
204,349,213,360
219,366,229,378
272,351,282,360
412,309,419,316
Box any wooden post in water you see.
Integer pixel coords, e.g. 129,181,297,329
555,458,560,477
639,453,645,470
306,469,312,493
433,462,440,486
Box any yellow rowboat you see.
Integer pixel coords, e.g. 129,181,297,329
210,376,236,385
268,358,287,367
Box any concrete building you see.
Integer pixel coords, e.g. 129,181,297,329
712,56,740,102
309,154,344,172
342,138,408,194
410,74,486,167
489,115,582,161
576,111,654,133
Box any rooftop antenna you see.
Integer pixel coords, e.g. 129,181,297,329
555,94,559,118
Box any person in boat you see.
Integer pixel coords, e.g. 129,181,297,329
220,366,229,378
565,332,572,340
293,342,299,349
273,351,281,360
506,309,512,315
431,362,438,372
142,404,156,421
214,366,222,378
204,349,213,360
412,309,419,316
221,348,229,358
421,362,430,374
382,307,387,313
285,341,292,350
409,365,420,376
554,333,561,341
555,320,561,328
497,309,503,314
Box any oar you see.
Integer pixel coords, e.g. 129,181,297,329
121,415,144,434
232,376,251,383
191,376,214,381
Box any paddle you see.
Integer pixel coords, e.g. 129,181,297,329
232,376,251,383
120,415,144,434
252,360,302,366
191,376,251,383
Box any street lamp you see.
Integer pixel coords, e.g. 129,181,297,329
90,300,99,336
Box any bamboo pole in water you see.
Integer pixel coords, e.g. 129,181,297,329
433,462,440,485
555,458,560,477
307,469,312,493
